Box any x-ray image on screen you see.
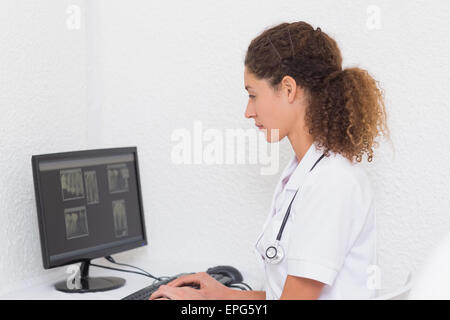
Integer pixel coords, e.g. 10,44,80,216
107,163,130,194
112,200,128,238
84,170,99,204
64,206,89,240
60,168,85,201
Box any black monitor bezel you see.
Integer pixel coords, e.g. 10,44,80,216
32,146,148,269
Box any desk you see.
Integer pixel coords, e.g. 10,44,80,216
0,259,263,300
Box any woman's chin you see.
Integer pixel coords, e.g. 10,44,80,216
263,128,281,143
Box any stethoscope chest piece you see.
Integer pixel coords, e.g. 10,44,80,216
265,241,284,264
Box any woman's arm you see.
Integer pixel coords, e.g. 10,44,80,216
226,274,325,300
224,289,266,300
226,275,324,300
280,275,325,300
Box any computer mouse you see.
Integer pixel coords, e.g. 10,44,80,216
206,265,243,283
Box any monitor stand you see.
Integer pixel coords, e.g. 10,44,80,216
55,259,126,293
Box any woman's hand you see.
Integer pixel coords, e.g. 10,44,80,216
149,272,233,300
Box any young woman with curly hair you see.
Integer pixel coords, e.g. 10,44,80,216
150,21,389,300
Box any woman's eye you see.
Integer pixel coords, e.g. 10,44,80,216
249,95,255,99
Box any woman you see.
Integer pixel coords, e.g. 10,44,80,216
150,21,389,300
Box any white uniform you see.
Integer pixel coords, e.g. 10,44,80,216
254,142,378,299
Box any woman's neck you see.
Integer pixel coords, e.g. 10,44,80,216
287,128,314,163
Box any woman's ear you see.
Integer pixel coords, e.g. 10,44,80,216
281,75,297,103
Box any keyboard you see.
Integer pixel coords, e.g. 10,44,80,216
122,267,238,300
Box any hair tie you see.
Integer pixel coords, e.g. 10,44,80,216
322,69,343,86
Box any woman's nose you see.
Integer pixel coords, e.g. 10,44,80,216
245,102,256,119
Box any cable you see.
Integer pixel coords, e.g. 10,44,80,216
229,282,253,291
105,256,162,281
228,284,246,291
229,284,248,291
94,256,253,292
90,263,155,278
151,276,172,286
237,281,253,291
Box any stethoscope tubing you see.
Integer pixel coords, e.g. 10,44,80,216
274,153,325,242
265,153,325,263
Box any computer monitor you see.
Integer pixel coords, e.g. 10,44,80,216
32,147,147,292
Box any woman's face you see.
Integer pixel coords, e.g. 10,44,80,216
244,67,301,143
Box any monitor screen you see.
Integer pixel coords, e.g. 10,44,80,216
32,147,147,269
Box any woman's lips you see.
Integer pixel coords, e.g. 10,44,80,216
255,124,264,129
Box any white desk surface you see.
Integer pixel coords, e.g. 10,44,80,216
0,260,261,300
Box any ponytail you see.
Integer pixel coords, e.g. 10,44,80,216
307,67,389,163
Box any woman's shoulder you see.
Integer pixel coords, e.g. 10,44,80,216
306,151,373,196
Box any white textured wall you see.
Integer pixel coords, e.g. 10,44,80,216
0,0,88,294
1,0,450,296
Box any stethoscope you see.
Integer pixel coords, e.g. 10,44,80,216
265,153,326,264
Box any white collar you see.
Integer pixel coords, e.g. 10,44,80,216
284,142,325,191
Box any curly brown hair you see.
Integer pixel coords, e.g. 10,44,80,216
244,21,389,163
